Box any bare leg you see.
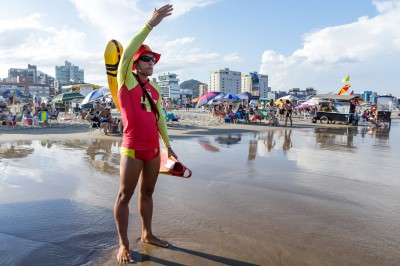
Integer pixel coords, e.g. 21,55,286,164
114,155,143,263
138,155,169,247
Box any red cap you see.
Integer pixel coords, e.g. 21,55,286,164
132,44,161,70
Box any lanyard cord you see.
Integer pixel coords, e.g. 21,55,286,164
133,73,159,121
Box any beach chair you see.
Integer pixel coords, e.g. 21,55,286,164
162,108,170,122
166,112,179,122
260,109,268,120
163,108,179,122
236,111,247,123
49,109,61,124
41,111,49,125
88,119,100,133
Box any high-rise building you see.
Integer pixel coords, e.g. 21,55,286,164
209,68,241,94
157,73,180,99
0,64,54,97
288,87,317,99
55,61,84,85
199,83,208,97
7,64,37,84
241,72,269,98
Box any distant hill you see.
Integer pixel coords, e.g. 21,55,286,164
180,79,203,90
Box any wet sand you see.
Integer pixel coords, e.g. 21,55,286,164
1,120,400,265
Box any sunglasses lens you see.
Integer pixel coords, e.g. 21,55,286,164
139,56,155,62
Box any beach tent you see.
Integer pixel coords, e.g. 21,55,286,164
51,92,85,103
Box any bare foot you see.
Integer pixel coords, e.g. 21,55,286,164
117,246,134,264
141,235,170,248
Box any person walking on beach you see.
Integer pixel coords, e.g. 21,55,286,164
185,96,191,111
114,4,176,264
284,99,293,127
267,100,277,126
278,99,285,121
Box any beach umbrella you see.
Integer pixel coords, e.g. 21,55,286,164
304,97,320,106
275,95,298,104
236,92,252,100
81,87,110,104
21,92,32,98
218,93,242,102
196,92,221,108
191,97,200,103
51,92,85,102
1,89,12,98
295,103,312,110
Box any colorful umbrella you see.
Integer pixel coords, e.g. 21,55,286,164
295,103,312,110
196,92,221,108
191,97,200,103
275,95,298,105
81,87,110,104
218,93,241,102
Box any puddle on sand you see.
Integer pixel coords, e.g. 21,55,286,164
1,125,399,265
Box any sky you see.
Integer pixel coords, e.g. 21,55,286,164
0,0,399,96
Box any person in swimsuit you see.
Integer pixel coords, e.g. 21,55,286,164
114,4,176,264
284,99,293,127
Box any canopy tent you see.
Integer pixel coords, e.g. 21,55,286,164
51,92,85,103
316,94,362,101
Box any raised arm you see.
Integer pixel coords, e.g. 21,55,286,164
117,4,174,89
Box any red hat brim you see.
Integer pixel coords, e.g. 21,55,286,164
132,44,161,71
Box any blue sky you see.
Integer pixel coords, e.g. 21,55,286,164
0,0,399,96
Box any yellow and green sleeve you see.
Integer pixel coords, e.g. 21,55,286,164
117,23,153,90
151,81,171,148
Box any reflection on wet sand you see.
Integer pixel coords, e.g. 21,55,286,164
0,141,34,159
248,140,257,160
264,130,276,152
282,129,293,152
214,134,242,145
1,125,399,265
85,139,121,175
315,127,358,151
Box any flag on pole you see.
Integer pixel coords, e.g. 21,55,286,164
338,84,351,95
342,75,350,83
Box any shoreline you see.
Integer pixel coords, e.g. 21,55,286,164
2,108,397,142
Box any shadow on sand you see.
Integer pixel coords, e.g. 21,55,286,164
132,244,258,266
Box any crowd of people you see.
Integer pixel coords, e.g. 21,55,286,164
210,98,294,127
0,99,62,126
0,97,125,134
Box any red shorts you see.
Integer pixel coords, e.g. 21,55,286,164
120,147,160,162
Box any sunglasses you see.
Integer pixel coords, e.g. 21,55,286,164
138,55,156,63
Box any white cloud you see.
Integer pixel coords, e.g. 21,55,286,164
260,0,400,93
0,13,98,79
70,0,146,41
223,53,242,63
169,0,221,17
